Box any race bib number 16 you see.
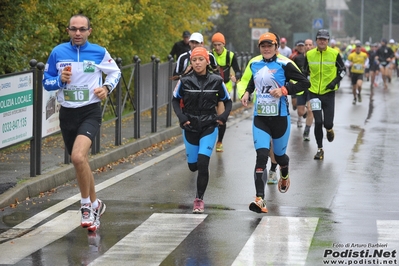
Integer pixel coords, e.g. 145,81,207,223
63,89,89,102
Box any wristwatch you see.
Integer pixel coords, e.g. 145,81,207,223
104,85,111,94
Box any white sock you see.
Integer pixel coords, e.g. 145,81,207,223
91,199,99,209
81,197,91,205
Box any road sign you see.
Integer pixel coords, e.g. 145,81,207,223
251,28,269,40
313,18,323,29
249,18,271,28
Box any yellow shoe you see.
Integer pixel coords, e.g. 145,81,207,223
216,142,223,152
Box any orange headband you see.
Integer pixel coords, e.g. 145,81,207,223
190,47,210,63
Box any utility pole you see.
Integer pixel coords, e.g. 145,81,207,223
360,0,364,43
389,0,392,39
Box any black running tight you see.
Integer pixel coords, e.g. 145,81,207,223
196,154,210,200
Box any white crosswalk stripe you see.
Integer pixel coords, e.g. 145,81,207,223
232,216,319,266
88,213,207,266
0,211,80,264
377,220,399,249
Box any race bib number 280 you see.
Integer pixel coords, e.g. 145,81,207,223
256,97,280,116
257,102,278,116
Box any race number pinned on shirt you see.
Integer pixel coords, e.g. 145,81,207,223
310,98,322,111
353,64,363,71
257,97,279,116
63,85,89,102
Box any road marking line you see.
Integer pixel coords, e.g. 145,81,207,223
232,216,319,266
0,211,80,264
377,220,399,248
13,196,81,229
10,145,185,230
88,213,207,266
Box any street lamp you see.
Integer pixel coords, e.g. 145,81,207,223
389,0,392,39
360,0,364,43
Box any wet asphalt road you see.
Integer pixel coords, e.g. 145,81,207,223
0,77,398,265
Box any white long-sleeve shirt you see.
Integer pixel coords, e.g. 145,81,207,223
43,41,121,108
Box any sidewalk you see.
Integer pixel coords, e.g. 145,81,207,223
0,102,245,209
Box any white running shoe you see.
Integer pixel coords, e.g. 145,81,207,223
80,204,95,228
87,199,106,232
267,170,278,184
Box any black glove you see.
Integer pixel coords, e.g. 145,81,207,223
326,80,337,90
235,71,242,81
178,114,189,129
183,123,193,131
216,115,226,125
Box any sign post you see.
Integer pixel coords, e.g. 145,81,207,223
312,18,324,40
249,18,271,54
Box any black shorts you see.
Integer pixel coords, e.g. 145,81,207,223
369,64,379,72
296,90,309,106
59,102,102,155
351,73,363,85
379,62,389,68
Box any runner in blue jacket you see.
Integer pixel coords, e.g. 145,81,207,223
43,14,121,232
238,32,309,213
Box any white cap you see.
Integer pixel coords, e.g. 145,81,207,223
330,39,336,44
389,39,395,44
189,32,203,43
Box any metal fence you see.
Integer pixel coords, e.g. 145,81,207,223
0,52,252,177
